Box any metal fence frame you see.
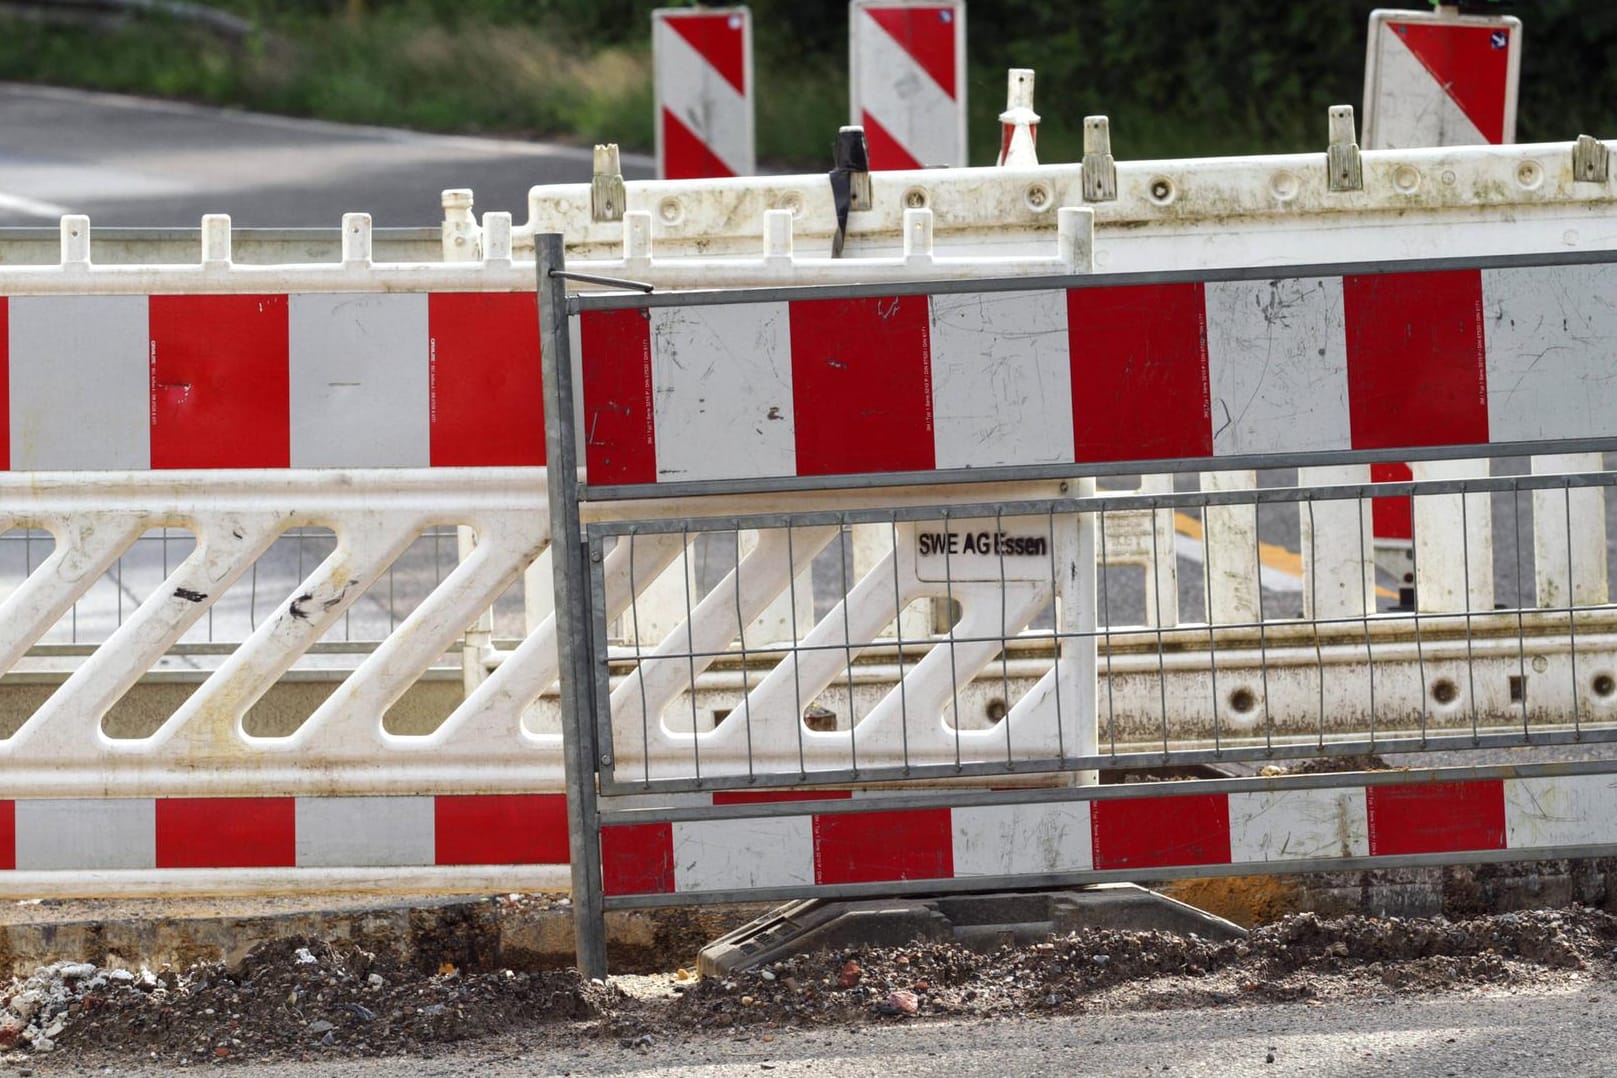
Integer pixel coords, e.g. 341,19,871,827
541,237,1617,976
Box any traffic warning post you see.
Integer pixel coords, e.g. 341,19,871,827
1361,5,1524,598
653,5,755,179
849,0,967,169
1362,5,1522,150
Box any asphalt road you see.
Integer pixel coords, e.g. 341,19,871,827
36,982,1617,1077
0,82,655,228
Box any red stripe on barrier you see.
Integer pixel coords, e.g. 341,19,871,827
1366,780,1506,856
813,808,952,884
581,308,657,485
155,797,295,868
866,6,957,97
712,790,854,805
1372,461,1415,542
0,801,13,871
1068,283,1211,463
434,794,569,865
1091,793,1231,871
1393,22,1510,144
601,822,675,896
149,295,290,469
1345,270,1489,450
662,10,746,94
0,296,7,472
428,293,544,467
661,107,738,180
861,111,926,171
789,295,933,476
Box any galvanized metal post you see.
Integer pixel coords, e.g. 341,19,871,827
537,233,609,980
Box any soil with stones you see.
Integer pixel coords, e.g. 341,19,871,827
7,938,618,1065
10,907,1617,1065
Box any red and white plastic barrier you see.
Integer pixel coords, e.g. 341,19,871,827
601,772,1617,897
653,5,755,179
849,0,967,169
0,794,568,872
0,292,543,470
579,264,1617,488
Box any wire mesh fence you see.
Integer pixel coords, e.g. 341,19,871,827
588,464,1617,794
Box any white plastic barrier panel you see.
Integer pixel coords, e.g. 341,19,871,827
653,5,755,179
1362,6,1521,150
849,0,967,169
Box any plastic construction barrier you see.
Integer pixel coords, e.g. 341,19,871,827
574,257,1617,494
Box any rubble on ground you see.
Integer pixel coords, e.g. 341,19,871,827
3,937,616,1063
649,906,1617,1030
6,907,1616,1063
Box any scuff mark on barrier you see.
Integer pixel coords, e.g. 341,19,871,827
173,587,207,603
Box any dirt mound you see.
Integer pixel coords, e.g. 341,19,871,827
2,907,1615,1062
656,907,1617,1030
37,937,615,1063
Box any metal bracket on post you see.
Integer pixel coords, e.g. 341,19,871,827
591,144,627,222
537,233,609,981
1081,116,1117,202
829,125,872,258
1573,135,1610,184
1327,105,1363,193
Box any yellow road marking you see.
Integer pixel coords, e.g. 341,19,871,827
1172,511,1397,600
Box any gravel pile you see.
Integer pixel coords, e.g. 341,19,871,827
2,907,1614,1063
655,907,1617,1030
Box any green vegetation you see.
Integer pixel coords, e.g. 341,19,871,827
3,1,1617,167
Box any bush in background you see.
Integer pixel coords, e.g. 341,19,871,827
2,0,1616,166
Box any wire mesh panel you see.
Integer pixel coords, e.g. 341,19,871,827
591,500,1093,792
586,469,1617,794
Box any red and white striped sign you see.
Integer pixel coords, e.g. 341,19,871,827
850,0,967,170
0,793,567,871
1362,7,1521,150
653,6,754,179
579,263,1617,488
1361,9,1521,549
0,292,544,470
601,772,1615,897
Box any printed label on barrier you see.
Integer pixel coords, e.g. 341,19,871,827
908,518,1052,582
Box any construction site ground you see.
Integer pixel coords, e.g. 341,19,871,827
0,903,1609,1075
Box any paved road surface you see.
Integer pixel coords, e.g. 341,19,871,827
39,982,1616,1076
0,82,655,228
